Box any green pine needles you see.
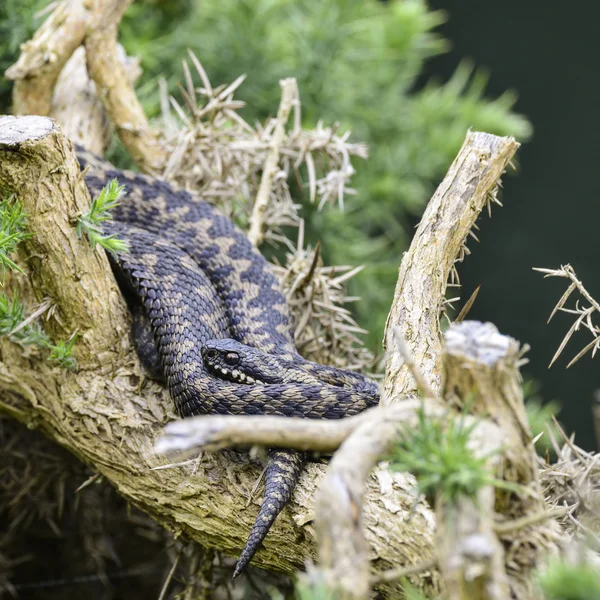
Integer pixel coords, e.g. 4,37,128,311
389,406,520,504
0,194,32,280
0,193,78,370
76,179,129,253
0,292,78,371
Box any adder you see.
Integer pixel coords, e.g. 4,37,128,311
76,146,380,577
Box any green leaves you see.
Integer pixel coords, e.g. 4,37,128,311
47,334,78,371
389,405,520,504
0,292,78,371
76,179,129,253
0,194,32,281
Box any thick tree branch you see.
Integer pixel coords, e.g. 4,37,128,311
443,321,562,599
0,116,128,366
5,0,88,116
383,131,520,402
84,0,165,172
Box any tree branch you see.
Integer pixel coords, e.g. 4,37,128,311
51,45,141,155
248,78,298,246
443,321,562,599
84,0,166,172
383,131,520,402
5,0,88,116
0,116,128,366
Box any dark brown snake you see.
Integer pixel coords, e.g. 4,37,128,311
76,146,380,577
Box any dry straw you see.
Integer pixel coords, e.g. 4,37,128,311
158,54,374,372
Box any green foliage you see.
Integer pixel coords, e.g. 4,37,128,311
538,559,600,600
0,291,49,347
524,379,561,453
0,292,78,370
119,0,532,345
76,179,129,253
47,333,78,371
389,405,520,504
0,194,32,280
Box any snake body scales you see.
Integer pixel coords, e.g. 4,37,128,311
76,146,379,577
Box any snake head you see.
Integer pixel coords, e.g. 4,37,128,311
201,339,285,385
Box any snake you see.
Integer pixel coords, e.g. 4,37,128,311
75,145,380,577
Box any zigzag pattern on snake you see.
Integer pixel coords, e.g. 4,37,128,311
75,146,380,577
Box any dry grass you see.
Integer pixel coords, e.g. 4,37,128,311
157,55,373,371
538,419,600,549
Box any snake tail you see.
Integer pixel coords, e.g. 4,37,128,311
233,449,304,579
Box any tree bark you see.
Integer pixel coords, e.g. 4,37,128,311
0,117,436,595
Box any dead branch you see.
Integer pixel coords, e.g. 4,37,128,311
437,322,512,599
383,131,520,401
4,0,164,171
51,45,141,155
444,321,563,599
534,264,600,367
84,0,165,172
248,78,298,246
5,0,88,116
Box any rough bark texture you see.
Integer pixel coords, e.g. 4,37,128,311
0,115,127,366
383,132,520,401
51,45,141,155
444,321,562,599
84,0,165,172
0,118,436,593
5,0,88,116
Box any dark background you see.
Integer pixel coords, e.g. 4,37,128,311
424,0,600,448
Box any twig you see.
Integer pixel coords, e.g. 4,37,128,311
248,78,298,245
371,558,438,585
493,508,569,535
534,264,600,367
157,552,181,600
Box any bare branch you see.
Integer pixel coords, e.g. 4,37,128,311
535,264,600,367
84,0,165,172
247,78,298,246
5,0,88,115
51,45,142,155
383,132,520,402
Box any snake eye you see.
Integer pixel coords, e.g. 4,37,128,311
224,352,239,366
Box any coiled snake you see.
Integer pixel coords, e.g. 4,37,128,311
76,146,380,577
